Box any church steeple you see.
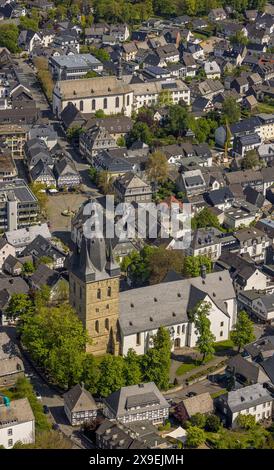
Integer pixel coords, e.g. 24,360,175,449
105,238,120,277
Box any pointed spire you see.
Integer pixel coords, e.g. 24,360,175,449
105,238,120,277
78,235,96,281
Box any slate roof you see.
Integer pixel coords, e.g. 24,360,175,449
119,270,235,335
206,187,234,206
223,383,273,413
104,382,169,418
182,392,213,417
63,384,97,413
0,398,34,428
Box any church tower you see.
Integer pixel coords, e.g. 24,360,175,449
69,235,121,356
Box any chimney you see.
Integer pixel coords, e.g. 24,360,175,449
201,264,206,279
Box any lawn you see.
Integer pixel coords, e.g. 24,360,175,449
256,102,274,114
176,355,213,376
176,362,197,376
214,339,235,354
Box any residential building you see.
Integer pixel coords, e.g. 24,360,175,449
217,383,274,428
28,125,58,151
232,134,261,157
0,125,28,157
186,227,222,261
0,152,17,181
238,290,274,323
49,54,103,81
0,238,16,271
0,179,39,231
0,332,24,387
0,277,29,325
234,227,270,262
0,398,35,448
79,125,118,162
104,382,169,425
3,223,51,255
30,161,56,187
176,169,207,197
63,384,97,426
54,157,80,189
208,8,227,22
204,61,221,79
205,187,234,211
112,172,152,204
174,393,213,423
21,235,66,269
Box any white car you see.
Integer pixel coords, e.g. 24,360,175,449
35,391,42,400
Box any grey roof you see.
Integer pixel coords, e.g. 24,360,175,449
4,223,51,248
245,336,274,359
119,270,235,336
206,187,234,206
63,384,97,412
0,276,29,297
50,53,101,69
0,398,34,428
261,355,274,384
223,383,273,413
182,392,213,417
21,235,65,261
227,354,264,383
30,264,60,288
0,179,37,204
104,382,169,418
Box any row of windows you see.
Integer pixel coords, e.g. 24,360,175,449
78,95,130,112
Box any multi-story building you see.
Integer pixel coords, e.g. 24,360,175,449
0,125,28,157
49,54,103,81
0,179,39,231
0,398,35,448
217,383,274,428
112,172,152,204
186,227,222,261
63,384,97,426
79,125,117,162
103,382,170,425
234,227,270,262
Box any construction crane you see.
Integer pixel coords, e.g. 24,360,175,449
0,393,10,408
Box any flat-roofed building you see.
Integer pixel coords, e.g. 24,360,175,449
0,179,39,231
49,54,103,81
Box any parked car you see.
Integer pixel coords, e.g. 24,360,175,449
186,391,197,398
43,405,50,414
35,391,42,400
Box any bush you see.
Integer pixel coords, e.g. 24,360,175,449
186,426,206,448
190,412,206,429
205,414,221,432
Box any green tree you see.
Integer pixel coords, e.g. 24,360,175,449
96,170,114,195
166,104,189,137
186,426,206,448
205,414,221,432
146,151,169,185
20,305,88,387
183,255,212,278
222,97,241,124
82,354,101,394
142,326,171,390
22,261,35,274
147,245,184,284
0,24,20,53
6,293,33,320
241,149,260,170
192,301,216,362
230,31,249,46
20,15,39,32
123,349,142,385
190,413,206,428
231,310,255,352
97,355,126,396
192,207,221,230
236,414,256,430
89,46,110,62
13,377,50,432
128,121,153,146
117,136,126,147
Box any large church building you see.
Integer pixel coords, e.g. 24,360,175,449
69,235,237,356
